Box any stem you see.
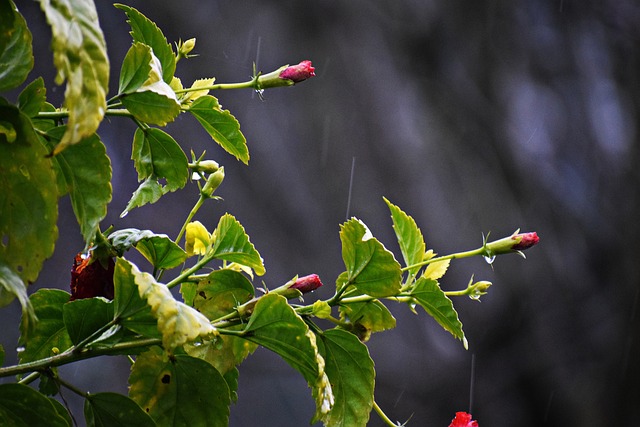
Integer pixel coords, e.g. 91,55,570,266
373,400,402,427
57,376,89,399
175,195,206,246
402,246,486,273
173,78,259,94
166,254,213,289
0,338,161,379
17,372,40,385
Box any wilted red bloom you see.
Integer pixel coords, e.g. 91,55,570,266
448,412,479,427
512,231,539,251
290,274,323,294
279,60,315,83
70,253,115,301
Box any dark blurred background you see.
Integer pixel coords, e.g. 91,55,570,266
2,0,639,425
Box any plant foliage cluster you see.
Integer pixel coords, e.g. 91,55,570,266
0,1,536,425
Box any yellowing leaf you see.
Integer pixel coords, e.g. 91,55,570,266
179,78,215,105
129,261,216,350
185,221,211,256
423,259,450,281
38,0,109,154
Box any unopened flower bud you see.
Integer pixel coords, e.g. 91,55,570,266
469,280,491,301
177,38,197,60
193,160,219,174
201,167,224,197
257,60,316,89
485,231,539,255
290,274,323,294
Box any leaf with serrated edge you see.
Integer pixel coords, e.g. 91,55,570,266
18,289,72,363
121,177,164,217
211,214,266,276
339,218,402,298
129,347,230,427
189,96,249,164
38,0,109,154
0,263,36,335
114,4,176,83
17,77,46,117
129,259,217,350
43,126,112,246
423,259,450,281
339,300,396,342
118,42,152,94
243,294,334,423
194,269,254,320
411,277,467,348
63,297,113,346
384,197,426,276
317,329,375,426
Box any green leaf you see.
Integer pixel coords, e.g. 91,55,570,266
317,329,375,427
339,218,402,298
194,269,254,320
63,297,113,346
0,262,36,335
384,197,426,276
113,258,159,339
211,214,266,276
0,384,69,427
131,127,188,191
49,397,73,425
17,77,46,117
118,42,152,94
129,346,230,427
120,79,180,126
411,277,467,348
85,392,155,427
37,0,109,154
184,331,256,376
339,300,396,342
109,228,187,270
43,126,112,246
243,294,334,422
126,258,217,350
189,96,249,164
122,177,164,216
18,289,72,363
0,0,33,92
0,104,58,285
115,4,176,84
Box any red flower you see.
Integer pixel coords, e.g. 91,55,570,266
448,412,478,427
511,231,539,251
290,274,323,294
279,60,316,83
70,253,115,301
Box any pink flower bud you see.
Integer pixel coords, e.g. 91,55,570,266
449,412,479,427
511,231,539,251
290,274,323,294
279,60,316,83
485,231,540,255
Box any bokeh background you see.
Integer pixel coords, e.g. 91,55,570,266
2,1,639,425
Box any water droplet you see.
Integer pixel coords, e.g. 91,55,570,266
483,255,496,264
192,341,202,347
469,293,481,301
255,89,265,101
16,346,25,353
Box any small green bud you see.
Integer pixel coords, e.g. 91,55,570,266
195,160,220,174
468,280,492,301
177,38,197,60
201,167,225,197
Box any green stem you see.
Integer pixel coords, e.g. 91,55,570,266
373,400,401,427
402,246,486,273
173,78,259,94
175,195,206,246
56,376,89,399
166,254,213,289
0,338,161,379
17,372,40,385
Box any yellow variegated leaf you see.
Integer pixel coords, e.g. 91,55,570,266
130,262,216,350
179,78,215,105
423,259,450,281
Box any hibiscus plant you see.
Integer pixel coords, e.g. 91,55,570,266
0,1,538,426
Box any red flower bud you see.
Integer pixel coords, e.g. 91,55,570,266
279,60,315,83
511,231,539,251
290,274,323,294
70,253,115,301
449,412,479,427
